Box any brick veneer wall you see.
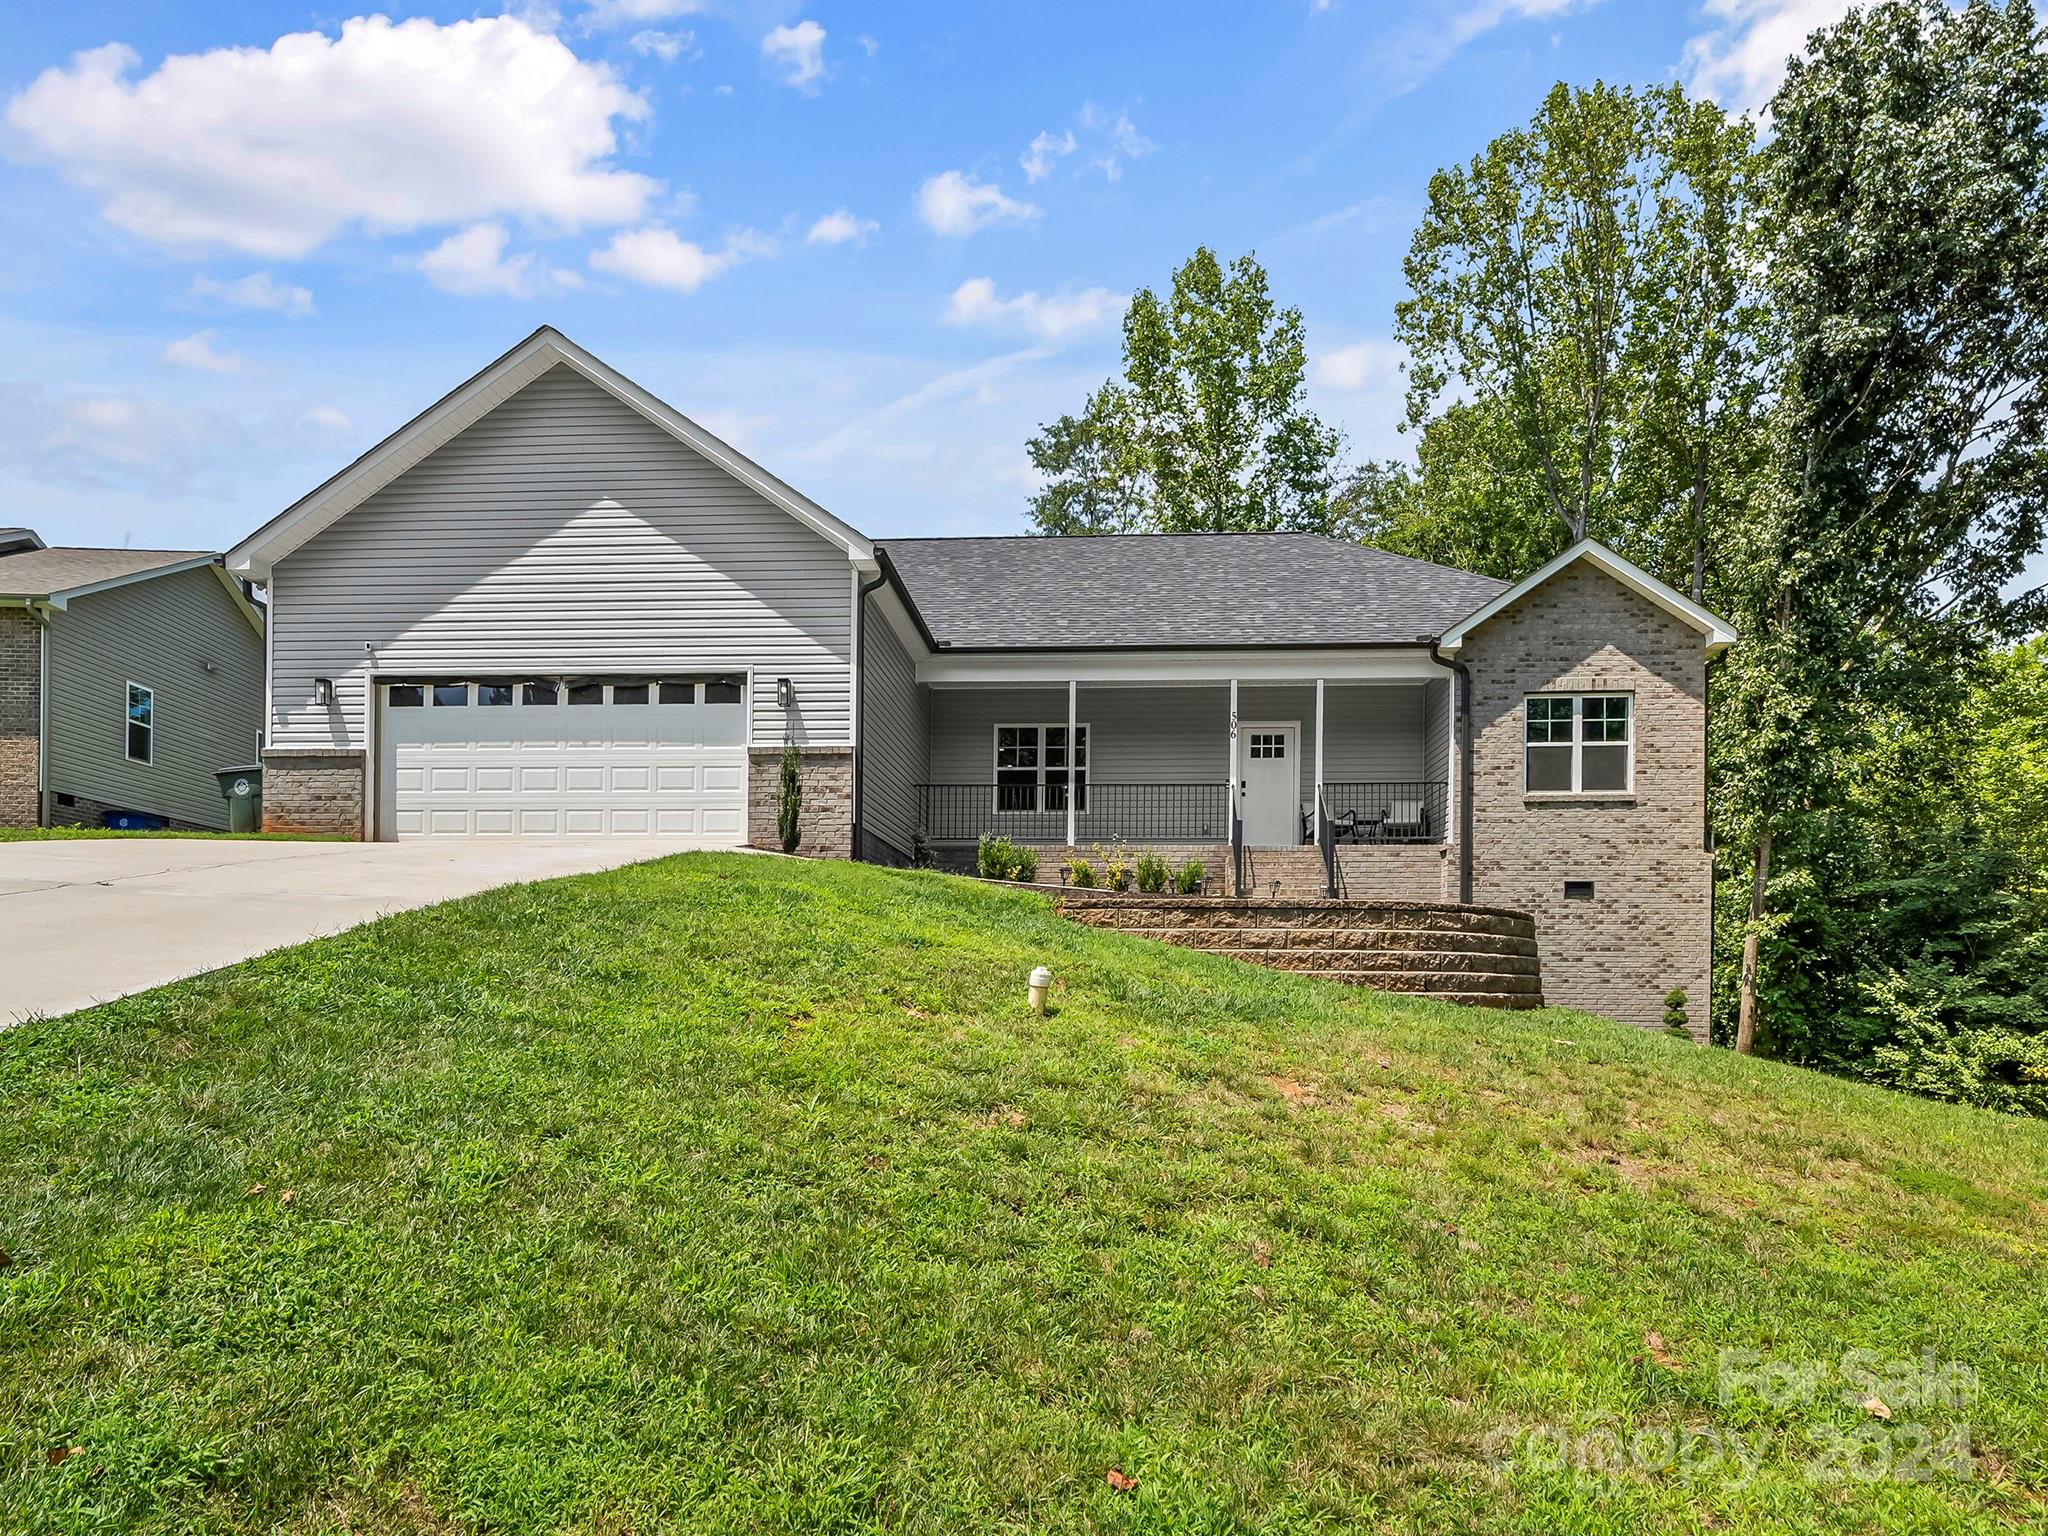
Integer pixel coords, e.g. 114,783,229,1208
1462,561,1711,1036
0,608,40,829
263,750,365,838
749,746,853,857
1336,842,1458,902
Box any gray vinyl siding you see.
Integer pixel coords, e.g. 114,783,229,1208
857,597,926,860
45,565,263,828
268,365,853,753
1423,676,1451,785
926,682,1433,814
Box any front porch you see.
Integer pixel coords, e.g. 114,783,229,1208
912,678,1456,897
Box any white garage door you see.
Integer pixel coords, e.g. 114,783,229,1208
377,677,747,839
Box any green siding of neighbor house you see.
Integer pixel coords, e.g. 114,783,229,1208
45,565,263,829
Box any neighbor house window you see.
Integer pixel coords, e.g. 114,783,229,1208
1525,694,1632,793
124,682,153,763
995,724,1089,812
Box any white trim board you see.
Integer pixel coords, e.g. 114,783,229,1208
227,327,875,580
918,648,1446,687
1437,538,1738,658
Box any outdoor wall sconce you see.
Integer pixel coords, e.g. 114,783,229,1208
313,677,336,707
776,677,795,710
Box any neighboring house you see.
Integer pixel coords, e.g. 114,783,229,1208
0,530,266,831
226,328,1736,1031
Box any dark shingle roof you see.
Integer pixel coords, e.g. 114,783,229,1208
878,533,1511,651
0,547,214,600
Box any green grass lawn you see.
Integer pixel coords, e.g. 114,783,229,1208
3,854,2043,1533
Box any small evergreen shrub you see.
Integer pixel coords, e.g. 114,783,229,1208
911,831,934,870
1095,841,1132,892
1064,854,1097,887
1135,851,1170,893
1663,987,1691,1038
1174,859,1206,895
777,745,803,853
976,835,1036,882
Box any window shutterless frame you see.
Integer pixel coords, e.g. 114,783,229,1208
992,722,1090,814
1524,693,1632,793
124,680,154,764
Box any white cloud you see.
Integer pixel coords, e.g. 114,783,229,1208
5,17,656,259
1382,0,1590,97
1312,338,1406,393
858,35,879,57
1020,129,1076,183
914,170,1039,237
160,330,244,373
189,270,313,317
1022,105,1153,185
942,277,1126,342
590,224,774,291
1076,104,1154,182
419,222,558,297
806,208,877,246
762,20,826,91
629,29,694,62
1683,0,1854,117
583,0,704,27
301,404,353,433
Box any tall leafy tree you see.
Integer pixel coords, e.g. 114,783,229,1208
1722,0,2048,1052
1387,81,1767,597
1027,247,1341,535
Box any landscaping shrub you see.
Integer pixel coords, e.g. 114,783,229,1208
1175,858,1206,895
976,835,1037,882
1663,987,1691,1037
1095,841,1132,892
1064,854,1097,887
1135,851,1170,893
777,744,803,852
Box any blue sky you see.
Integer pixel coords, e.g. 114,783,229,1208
0,0,1844,554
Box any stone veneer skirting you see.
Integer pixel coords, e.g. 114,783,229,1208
749,745,852,858
1059,893,1545,1010
263,749,366,838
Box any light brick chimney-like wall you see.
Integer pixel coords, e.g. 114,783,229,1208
0,607,41,829
1461,561,1712,1036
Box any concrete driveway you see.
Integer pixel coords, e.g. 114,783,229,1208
0,836,733,1024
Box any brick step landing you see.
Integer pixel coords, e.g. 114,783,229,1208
1058,892,1544,1010
1242,847,1331,899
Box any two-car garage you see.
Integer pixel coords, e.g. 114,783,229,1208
375,675,748,840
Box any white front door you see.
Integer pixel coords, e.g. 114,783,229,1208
377,677,748,839
1239,722,1300,847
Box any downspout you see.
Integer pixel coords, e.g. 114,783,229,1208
850,567,889,863
1426,639,1474,905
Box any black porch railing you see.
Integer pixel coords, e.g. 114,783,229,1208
1318,781,1449,846
917,782,1234,846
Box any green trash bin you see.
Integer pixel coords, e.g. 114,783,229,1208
213,765,263,834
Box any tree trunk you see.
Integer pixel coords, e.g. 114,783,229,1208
1734,827,1772,1054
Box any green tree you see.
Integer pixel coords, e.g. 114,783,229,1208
1389,81,1767,597
1027,247,1341,535
1722,0,2048,1052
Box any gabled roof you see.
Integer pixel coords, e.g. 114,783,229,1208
0,528,45,557
227,326,874,580
1435,538,1738,657
0,546,263,635
878,533,1511,651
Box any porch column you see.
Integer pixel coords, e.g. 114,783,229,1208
1314,678,1325,816
1066,678,1078,849
1228,677,1240,820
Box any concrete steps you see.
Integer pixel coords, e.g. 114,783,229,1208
1057,892,1544,1010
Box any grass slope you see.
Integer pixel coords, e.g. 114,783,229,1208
2,854,2044,1533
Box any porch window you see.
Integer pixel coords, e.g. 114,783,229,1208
1525,693,1632,793
995,723,1089,812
